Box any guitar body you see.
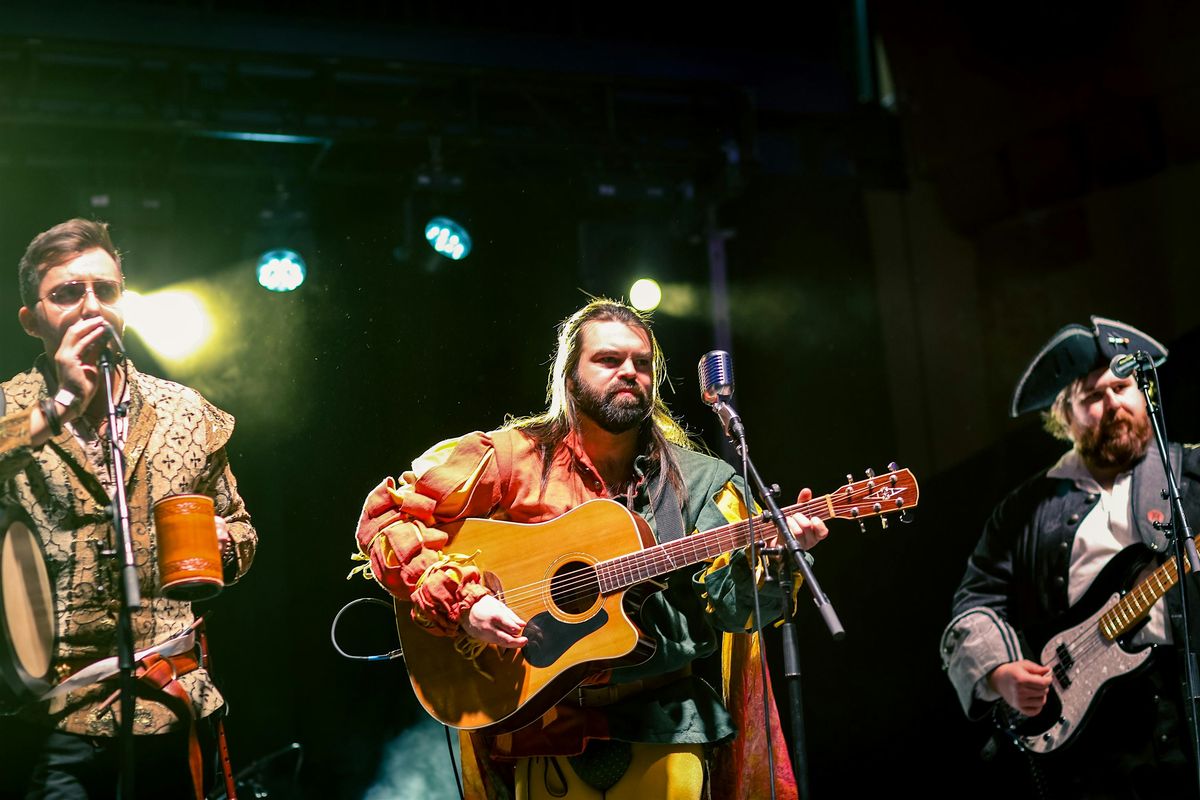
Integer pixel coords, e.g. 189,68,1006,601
395,499,660,733
1000,545,1158,754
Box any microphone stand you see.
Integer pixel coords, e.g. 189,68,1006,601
98,348,139,800
714,400,844,800
1133,358,1200,792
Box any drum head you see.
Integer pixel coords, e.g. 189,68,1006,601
0,505,55,701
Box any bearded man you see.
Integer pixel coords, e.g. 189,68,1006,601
941,316,1200,799
354,298,828,799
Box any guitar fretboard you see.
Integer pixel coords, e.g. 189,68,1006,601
591,468,917,593
595,510,782,593
1098,555,1193,641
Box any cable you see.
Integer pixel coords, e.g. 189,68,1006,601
445,725,465,800
741,441,778,800
330,597,404,661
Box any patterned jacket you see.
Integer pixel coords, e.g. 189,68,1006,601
0,358,255,735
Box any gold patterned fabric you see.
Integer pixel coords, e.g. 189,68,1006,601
0,358,256,736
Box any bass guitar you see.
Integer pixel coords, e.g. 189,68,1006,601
996,543,1190,754
395,466,918,733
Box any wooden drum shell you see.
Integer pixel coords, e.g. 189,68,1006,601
153,494,223,601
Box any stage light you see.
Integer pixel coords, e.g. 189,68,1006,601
122,289,214,362
256,249,307,292
424,216,471,261
629,278,662,312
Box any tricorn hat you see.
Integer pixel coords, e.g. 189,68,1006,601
1010,315,1168,417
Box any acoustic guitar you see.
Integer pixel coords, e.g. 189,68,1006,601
395,466,919,733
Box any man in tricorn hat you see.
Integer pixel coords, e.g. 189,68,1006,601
941,316,1200,798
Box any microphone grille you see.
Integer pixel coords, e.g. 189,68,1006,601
698,350,734,404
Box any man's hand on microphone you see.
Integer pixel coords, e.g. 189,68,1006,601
53,317,110,419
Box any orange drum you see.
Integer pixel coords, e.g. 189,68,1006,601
153,494,223,601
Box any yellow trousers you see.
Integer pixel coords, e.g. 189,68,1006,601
515,743,705,800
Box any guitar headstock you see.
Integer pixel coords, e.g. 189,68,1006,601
826,463,919,531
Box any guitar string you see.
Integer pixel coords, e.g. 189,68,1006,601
1035,569,1173,678
490,493,844,611
1058,560,1181,667
496,483,913,612
488,492,851,611
1015,558,1182,707
493,485,910,613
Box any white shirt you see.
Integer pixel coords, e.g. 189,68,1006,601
1048,449,1169,645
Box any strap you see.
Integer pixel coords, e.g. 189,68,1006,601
94,652,204,800
573,665,692,707
45,628,198,701
491,427,516,503
651,470,686,544
199,622,239,800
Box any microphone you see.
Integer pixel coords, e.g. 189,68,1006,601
698,350,734,404
100,321,126,359
697,350,745,441
1110,351,1147,379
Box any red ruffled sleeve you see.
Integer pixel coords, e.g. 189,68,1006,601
352,432,505,635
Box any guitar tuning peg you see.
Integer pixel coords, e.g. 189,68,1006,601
865,467,875,479
858,520,867,534
880,516,889,531
887,461,898,472
900,509,913,524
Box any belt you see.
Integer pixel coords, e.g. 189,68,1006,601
574,666,692,708
48,629,199,701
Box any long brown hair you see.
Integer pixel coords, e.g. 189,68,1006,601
507,298,696,503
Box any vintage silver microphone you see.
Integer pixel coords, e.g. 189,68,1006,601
697,350,746,441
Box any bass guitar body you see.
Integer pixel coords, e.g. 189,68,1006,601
998,544,1161,754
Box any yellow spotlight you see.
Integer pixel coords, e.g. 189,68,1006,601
629,278,662,312
122,289,215,362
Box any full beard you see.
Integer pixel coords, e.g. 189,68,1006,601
573,380,651,434
1077,408,1152,472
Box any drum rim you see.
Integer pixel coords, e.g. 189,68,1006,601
0,503,58,699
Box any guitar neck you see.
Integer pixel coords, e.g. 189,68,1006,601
595,501,808,593
1099,555,1193,641
594,467,918,593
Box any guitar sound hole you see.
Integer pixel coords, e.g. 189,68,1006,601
549,561,600,615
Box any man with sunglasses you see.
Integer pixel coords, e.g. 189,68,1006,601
0,218,257,799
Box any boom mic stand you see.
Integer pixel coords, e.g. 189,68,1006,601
1128,353,1200,794
730,425,844,800
698,351,844,800
98,341,139,800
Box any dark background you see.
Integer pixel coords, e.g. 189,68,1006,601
3,2,1200,797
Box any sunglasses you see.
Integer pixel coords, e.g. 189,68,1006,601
38,279,124,307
